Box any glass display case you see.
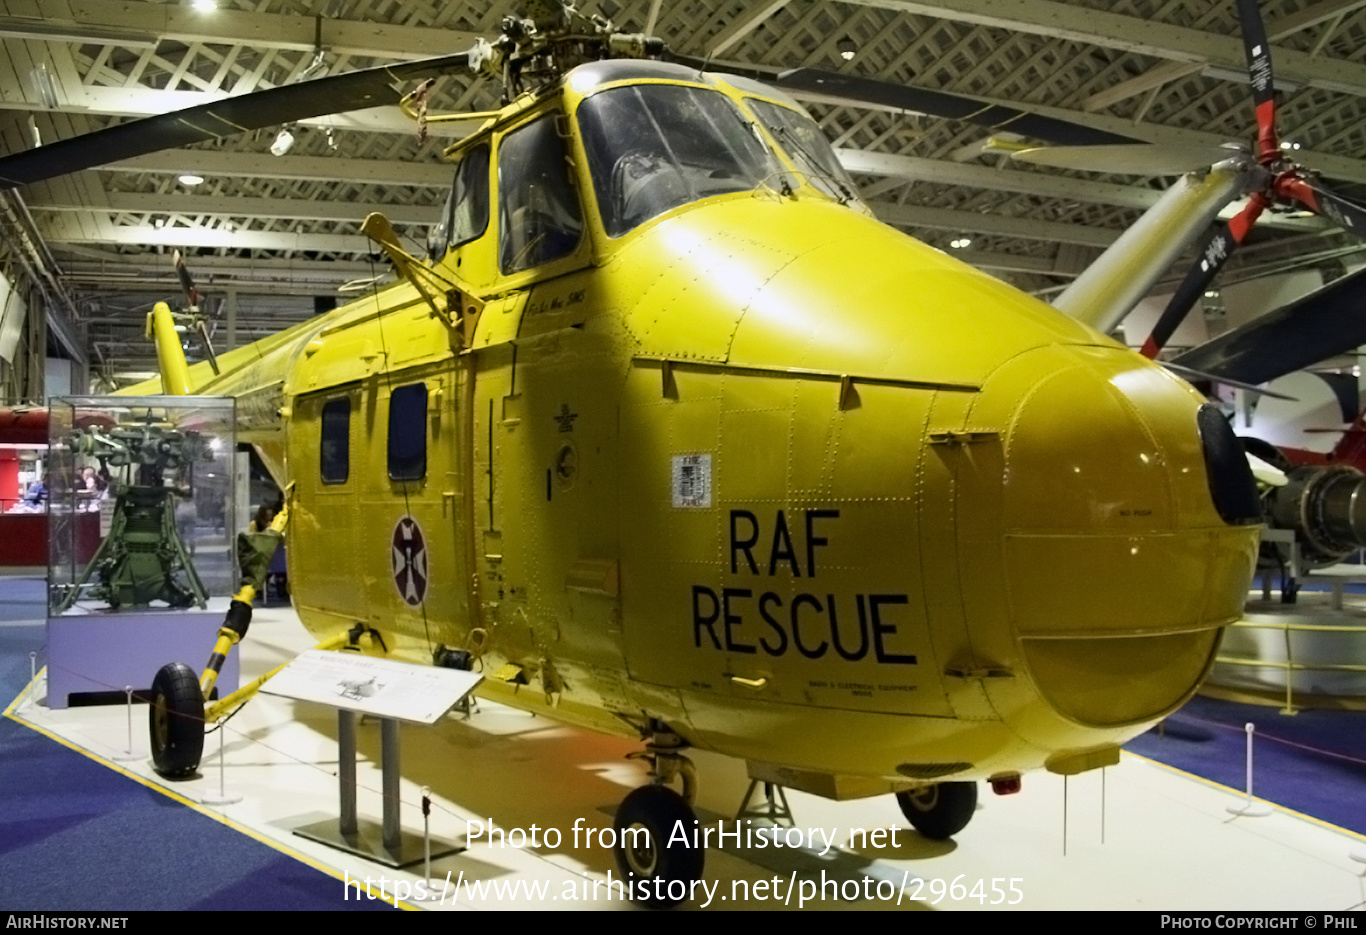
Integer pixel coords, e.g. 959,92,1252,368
47,395,237,616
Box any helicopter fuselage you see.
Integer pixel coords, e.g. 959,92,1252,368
160,60,1260,794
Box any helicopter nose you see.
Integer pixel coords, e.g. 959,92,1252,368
954,344,1259,729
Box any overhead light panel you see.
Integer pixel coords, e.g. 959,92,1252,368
28,63,58,110
178,174,205,186
270,127,295,157
191,0,217,10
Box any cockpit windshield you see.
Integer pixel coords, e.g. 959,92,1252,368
577,84,782,237
746,99,861,205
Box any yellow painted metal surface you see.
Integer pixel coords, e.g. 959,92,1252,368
127,68,1260,788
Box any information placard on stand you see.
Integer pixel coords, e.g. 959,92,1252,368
263,649,483,868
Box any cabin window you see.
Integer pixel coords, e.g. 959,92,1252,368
746,99,860,205
387,383,427,481
320,397,350,484
578,85,780,237
498,115,584,273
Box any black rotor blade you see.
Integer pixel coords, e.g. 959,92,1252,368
1171,264,1366,386
1296,178,1366,238
1236,0,1277,161
1140,196,1266,359
773,67,1145,146
0,52,471,190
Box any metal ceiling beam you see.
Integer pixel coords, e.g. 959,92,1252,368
1083,61,1204,113
843,0,1366,98
844,149,1157,208
0,0,483,60
1267,0,1366,40
33,196,1118,252
104,151,452,188
843,149,1325,232
28,191,440,226
952,247,1083,277
59,252,373,280
37,213,371,252
708,1,792,57
800,84,1366,185
868,200,1119,247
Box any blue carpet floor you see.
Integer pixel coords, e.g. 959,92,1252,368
1125,693,1366,836
0,623,396,911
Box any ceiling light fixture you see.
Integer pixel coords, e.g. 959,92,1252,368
191,0,217,11
837,37,857,62
270,127,295,157
178,174,205,186
949,237,971,249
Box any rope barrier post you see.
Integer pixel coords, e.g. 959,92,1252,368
423,786,432,880
414,785,447,902
1280,621,1298,716
200,720,242,806
26,651,37,710
1226,722,1272,817
110,685,141,762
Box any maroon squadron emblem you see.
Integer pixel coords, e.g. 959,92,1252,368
391,516,428,607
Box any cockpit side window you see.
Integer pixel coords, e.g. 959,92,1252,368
427,143,491,261
578,85,782,237
746,99,861,205
451,144,491,248
497,115,584,274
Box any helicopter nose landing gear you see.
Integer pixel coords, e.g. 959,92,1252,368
615,729,703,907
895,781,978,840
613,785,704,907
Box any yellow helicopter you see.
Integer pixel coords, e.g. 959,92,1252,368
0,0,1300,908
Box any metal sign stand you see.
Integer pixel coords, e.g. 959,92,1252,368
261,649,483,869
292,711,456,868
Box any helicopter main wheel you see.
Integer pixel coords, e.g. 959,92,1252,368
613,784,704,908
896,781,978,840
148,662,204,778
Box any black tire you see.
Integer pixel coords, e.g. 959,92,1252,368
613,785,704,908
896,781,978,839
148,662,204,778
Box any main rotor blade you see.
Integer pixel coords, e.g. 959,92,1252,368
1140,195,1267,359
1236,0,1278,161
1160,362,1297,401
772,68,1145,147
1275,175,1366,237
0,52,471,190
1170,264,1366,386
